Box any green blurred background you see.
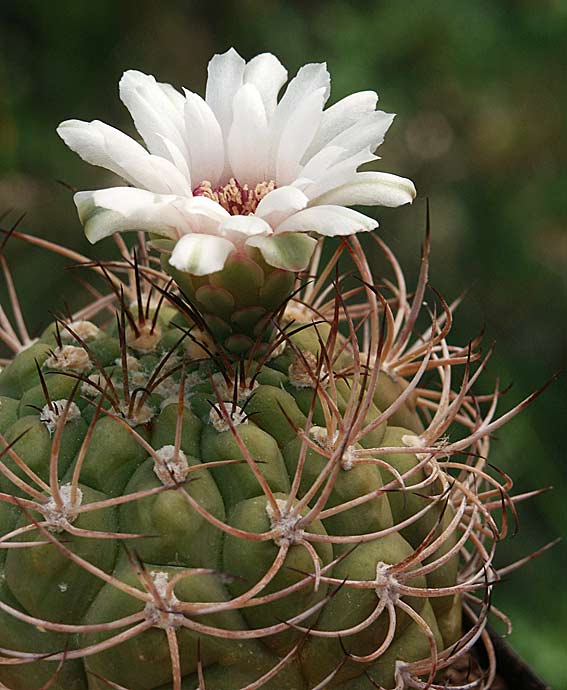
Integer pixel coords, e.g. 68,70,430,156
0,0,565,685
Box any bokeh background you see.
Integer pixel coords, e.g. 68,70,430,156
1,1,566,685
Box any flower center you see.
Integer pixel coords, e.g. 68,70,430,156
194,178,276,215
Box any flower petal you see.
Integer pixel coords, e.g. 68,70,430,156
291,177,315,192
299,145,346,184
119,70,189,164
272,62,331,127
255,186,309,227
314,171,416,208
183,91,225,186
303,149,377,200
205,48,246,139
154,134,192,185
228,84,269,186
325,110,395,160
304,90,378,160
185,196,230,230
247,232,317,271
275,205,377,237
169,234,235,276
57,120,191,195
275,87,327,186
244,53,288,118
268,62,330,178
219,214,272,238
75,187,192,244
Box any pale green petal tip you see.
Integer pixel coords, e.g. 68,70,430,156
74,192,111,244
248,233,317,271
169,234,235,277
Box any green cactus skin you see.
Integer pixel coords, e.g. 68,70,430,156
0,235,532,690
166,249,295,357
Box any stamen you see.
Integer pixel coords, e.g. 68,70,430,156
193,178,276,216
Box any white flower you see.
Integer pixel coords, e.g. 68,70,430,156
58,48,416,276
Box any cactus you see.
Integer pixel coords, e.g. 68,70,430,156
0,49,553,690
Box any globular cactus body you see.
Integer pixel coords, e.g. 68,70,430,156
0,229,534,690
